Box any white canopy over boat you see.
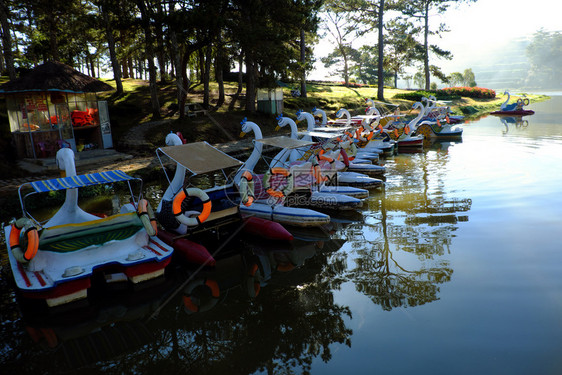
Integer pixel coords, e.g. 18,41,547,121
256,135,315,150
156,141,242,176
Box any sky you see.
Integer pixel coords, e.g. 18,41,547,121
310,0,561,83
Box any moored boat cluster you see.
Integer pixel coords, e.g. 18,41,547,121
3,98,465,310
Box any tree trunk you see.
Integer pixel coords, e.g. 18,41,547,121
179,50,191,119
155,3,166,83
128,57,134,78
136,0,161,120
236,54,243,95
203,44,212,108
170,29,183,113
228,53,244,111
0,0,16,79
215,54,225,108
198,48,205,82
300,28,307,98
49,21,59,61
245,52,256,112
377,0,385,100
89,56,96,78
101,0,123,95
423,0,430,90
122,59,129,79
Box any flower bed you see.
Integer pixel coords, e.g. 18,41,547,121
441,87,496,99
394,87,496,101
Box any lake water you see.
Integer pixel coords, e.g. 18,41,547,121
1,95,562,374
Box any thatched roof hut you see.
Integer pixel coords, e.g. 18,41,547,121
0,61,114,93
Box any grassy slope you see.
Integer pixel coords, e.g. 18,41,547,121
0,78,549,175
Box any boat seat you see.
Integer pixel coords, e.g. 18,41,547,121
39,212,144,252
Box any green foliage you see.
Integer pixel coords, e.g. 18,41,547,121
393,90,456,101
447,68,477,87
441,86,496,99
393,86,496,101
526,29,562,88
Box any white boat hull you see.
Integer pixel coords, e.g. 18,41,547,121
319,185,369,199
4,225,173,307
336,171,384,188
347,163,386,175
240,202,330,227
303,191,363,210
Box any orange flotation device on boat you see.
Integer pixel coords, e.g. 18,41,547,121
9,217,39,264
239,171,255,207
172,187,212,227
137,198,158,236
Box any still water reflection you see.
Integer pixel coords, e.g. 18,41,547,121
2,95,562,374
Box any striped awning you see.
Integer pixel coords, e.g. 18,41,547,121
29,170,136,193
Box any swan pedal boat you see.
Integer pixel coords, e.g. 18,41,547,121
490,109,535,116
155,139,294,253
298,130,387,177
235,121,333,227
256,135,365,207
4,168,173,308
491,91,534,116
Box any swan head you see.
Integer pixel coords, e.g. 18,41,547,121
240,117,250,137
56,147,75,175
421,97,428,102
295,110,304,124
275,114,289,131
365,98,374,107
165,132,183,146
296,109,305,121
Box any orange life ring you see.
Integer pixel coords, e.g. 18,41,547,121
137,198,158,236
317,150,335,165
311,163,327,184
172,187,212,227
246,263,261,298
239,171,255,207
183,278,220,313
9,218,39,264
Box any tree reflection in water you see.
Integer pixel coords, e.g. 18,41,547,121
0,237,352,374
341,142,471,310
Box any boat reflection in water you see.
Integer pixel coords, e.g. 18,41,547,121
1,233,347,373
339,139,471,310
499,116,529,135
0,139,473,374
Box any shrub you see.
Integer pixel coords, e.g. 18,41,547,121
393,90,458,101
441,86,496,99
393,87,496,101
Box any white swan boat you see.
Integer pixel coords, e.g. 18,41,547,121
4,147,173,308
154,134,294,252
414,100,463,140
277,113,386,181
328,106,396,154
491,91,535,116
233,120,332,227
